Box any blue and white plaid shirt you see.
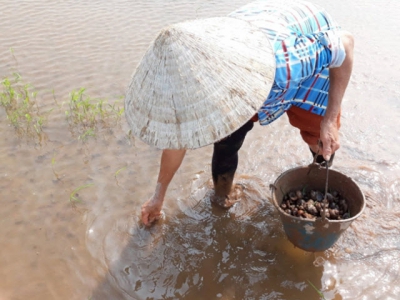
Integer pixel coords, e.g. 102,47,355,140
229,0,346,125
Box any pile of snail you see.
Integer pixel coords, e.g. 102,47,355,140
280,189,350,220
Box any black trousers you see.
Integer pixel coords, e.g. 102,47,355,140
211,120,254,199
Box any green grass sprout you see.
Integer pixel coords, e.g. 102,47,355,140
307,280,326,300
114,166,127,186
0,73,50,138
114,166,127,177
64,88,124,141
69,183,94,202
51,152,61,181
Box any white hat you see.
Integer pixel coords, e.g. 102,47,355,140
125,17,275,149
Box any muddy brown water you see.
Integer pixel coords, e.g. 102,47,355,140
1,0,400,299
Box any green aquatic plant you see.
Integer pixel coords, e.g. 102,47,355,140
51,151,64,181
114,166,127,186
69,183,94,202
51,154,59,180
64,88,124,141
0,73,49,136
78,128,96,141
9,47,18,66
114,166,127,178
307,280,326,300
1,71,125,142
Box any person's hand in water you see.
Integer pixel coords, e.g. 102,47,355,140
140,149,186,226
141,195,164,226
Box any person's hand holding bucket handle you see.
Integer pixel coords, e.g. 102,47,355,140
319,117,340,163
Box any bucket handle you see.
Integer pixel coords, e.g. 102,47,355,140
269,184,280,208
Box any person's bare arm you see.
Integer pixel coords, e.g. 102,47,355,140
141,149,186,226
320,31,354,160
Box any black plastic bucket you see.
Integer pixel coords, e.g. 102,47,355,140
271,166,366,252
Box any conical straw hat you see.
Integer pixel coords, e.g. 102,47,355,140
125,17,275,149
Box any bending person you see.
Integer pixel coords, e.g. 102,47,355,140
125,1,354,226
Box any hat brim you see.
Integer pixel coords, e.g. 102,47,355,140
125,17,275,149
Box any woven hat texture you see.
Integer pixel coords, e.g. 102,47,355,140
125,17,275,149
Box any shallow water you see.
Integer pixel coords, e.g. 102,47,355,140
0,0,399,299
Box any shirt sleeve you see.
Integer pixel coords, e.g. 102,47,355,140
273,30,346,90
313,30,346,68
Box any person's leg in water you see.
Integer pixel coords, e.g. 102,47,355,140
211,118,255,207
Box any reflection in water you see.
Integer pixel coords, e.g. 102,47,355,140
0,0,400,299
